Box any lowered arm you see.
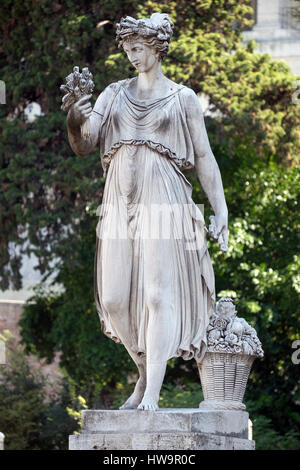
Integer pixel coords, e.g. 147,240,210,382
184,89,228,248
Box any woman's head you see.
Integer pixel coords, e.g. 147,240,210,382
116,13,174,62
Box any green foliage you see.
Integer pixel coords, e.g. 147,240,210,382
224,165,300,445
0,0,299,450
1,0,299,289
20,214,134,404
0,332,78,449
0,332,47,450
0,0,141,290
191,155,300,447
123,1,300,162
66,394,88,432
159,381,203,409
248,406,300,450
201,48,300,163
111,379,203,410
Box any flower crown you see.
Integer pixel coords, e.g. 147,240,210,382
116,13,174,45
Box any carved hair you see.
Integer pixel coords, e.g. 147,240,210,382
116,13,174,61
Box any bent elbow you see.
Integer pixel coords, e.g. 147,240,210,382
68,135,97,157
71,145,92,157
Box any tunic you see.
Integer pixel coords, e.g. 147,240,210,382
94,77,215,363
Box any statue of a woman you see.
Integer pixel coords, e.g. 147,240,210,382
66,13,228,411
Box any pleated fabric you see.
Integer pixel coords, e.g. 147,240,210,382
97,78,200,176
94,143,215,363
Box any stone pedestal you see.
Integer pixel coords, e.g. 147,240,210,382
0,433,4,450
69,409,255,450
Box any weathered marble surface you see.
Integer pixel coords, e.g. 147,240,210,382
64,12,228,413
198,298,264,411
0,432,4,451
206,298,264,357
69,409,254,450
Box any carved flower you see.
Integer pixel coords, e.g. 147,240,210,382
224,333,239,344
243,342,254,355
217,342,228,351
233,345,243,354
157,32,166,40
215,318,228,330
208,329,221,343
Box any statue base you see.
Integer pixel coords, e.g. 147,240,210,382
69,408,255,450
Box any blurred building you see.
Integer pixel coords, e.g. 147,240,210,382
243,0,300,75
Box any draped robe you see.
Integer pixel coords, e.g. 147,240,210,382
94,78,215,362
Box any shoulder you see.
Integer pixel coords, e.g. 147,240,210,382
162,77,184,93
178,85,203,115
96,79,129,98
94,80,127,112
100,80,126,96
179,85,200,102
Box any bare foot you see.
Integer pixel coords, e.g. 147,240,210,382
137,394,159,411
119,377,146,410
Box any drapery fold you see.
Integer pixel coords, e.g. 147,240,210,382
96,79,200,176
94,144,215,363
93,78,216,363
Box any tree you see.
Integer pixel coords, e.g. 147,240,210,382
0,0,141,290
0,331,78,449
20,217,133,404
1,0,299,448
2,0,299,290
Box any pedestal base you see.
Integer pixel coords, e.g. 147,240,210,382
69,409,255,450
0,433,4,451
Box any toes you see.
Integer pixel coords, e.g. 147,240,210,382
119,398,139,410
120,402,138,410
137,401,158,411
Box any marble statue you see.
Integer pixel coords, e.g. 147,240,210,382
198,298,264,411
63,13,228,411
206,298,264,357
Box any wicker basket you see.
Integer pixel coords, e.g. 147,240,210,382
198,352,256,410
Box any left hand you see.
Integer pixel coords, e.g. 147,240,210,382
208,211,228,252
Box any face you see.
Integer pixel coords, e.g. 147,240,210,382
123,40,159,73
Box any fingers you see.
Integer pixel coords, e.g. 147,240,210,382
78,101,92,118
75,96,92,121
78,102,92,113
208,216,218,240
218,227,228,252
81,106,92,115
215,219,225,238
216,215,228,238
77,94,92,105
207,214,228,252
80,103,92,110
82,111,92,120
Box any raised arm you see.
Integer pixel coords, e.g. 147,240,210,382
66,85,113,157
184,89,228,249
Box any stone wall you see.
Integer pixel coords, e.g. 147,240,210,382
244,0,300,75
0,301,62,390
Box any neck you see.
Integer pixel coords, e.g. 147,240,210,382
137,61,163,92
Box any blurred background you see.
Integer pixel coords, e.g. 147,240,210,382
0,0,299,450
